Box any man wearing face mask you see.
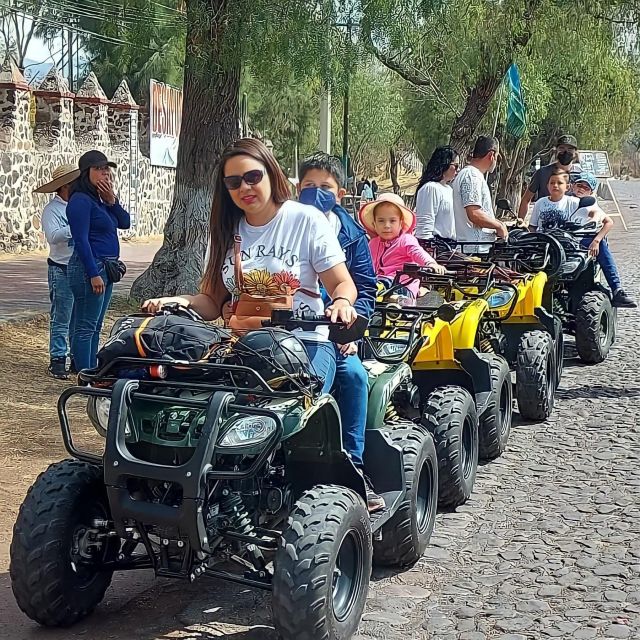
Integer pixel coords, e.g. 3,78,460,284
452,135,507,253
297,152,383,512
517,134,578,221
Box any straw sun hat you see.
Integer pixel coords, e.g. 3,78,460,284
34,164,81,194
358,192,416,237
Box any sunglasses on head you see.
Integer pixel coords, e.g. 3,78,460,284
223,169,265,191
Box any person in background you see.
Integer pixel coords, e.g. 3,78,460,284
67,150,131,371
298,152,383,511
570,172,636,308
452,136,507,252
35,164,80,379
371,179,379,199
414,145,460,246
518,134,579,220
360,193,447,297
361,180,374,201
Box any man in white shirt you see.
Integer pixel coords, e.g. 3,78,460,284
35,164,80,379
452,136,508,253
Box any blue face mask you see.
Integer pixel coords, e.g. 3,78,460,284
299,187,337,213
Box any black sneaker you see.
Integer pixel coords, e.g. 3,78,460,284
612,289,637,308
48,357,69,380
68,358,78,375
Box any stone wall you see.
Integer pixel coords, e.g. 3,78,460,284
0,59,176,253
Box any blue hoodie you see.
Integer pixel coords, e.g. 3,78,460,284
322,204,376,319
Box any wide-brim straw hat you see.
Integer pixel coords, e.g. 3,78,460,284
34,164,81,193
359,192,416,237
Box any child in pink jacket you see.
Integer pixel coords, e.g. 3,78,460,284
359,193,445,297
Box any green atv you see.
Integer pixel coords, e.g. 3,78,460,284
10,307,438,640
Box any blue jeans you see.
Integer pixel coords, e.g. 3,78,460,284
334,348,368,467
301,339,336,394
301,340,368,467
580,236,622,292
47,262,74,359
67,253,114,371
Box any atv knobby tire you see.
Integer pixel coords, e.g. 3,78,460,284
421,386,479,508
272,485,372,640
478,354,512,460
575,291,614,364
515,330,556,421
373,424,438,567
10,459,116,627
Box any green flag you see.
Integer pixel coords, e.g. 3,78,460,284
506,63,526,138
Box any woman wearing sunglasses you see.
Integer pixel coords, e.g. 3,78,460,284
143,137,358,393
414,145,460,247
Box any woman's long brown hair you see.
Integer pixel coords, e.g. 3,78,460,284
201,138,292,297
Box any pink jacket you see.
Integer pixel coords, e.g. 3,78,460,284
369,233,437,296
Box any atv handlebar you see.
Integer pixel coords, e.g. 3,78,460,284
263,310,369,344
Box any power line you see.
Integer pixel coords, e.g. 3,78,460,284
6,6,156,49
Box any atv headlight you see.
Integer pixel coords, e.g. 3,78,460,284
87,396,131,438
219,416,277,448
487,290,516,309
378,342,406,357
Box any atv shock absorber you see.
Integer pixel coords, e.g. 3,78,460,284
219,489,254,536
479,338,494,353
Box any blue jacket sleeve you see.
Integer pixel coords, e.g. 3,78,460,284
109,199,131,229
348,235,377,319
67,194,99,278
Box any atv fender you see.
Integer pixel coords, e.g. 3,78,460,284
455,349,493,416
283,396,367,503
363,361,413,431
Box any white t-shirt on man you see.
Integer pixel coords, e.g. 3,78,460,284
452,165,495,252
221,199,346,340
529,195,580,230
415,181,456,240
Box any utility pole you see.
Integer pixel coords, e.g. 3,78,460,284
341,17,353,181
319,88,331,153
67,27,74,91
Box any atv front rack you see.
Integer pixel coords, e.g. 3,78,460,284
396,263,521,321
58,379,284,556
78,355,310,398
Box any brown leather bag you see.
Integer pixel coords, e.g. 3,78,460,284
228,235,294,332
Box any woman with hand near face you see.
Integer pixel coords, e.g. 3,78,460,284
66,150,131,371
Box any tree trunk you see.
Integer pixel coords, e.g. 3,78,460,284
130,0,240,300
389,147,400,194
449,72,505,157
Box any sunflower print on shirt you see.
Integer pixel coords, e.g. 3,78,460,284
231,269,301,299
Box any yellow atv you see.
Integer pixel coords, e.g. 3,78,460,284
365,286,512,509
398,260,558,423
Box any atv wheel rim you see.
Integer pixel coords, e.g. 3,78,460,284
67,500,110,588
599,312,609,348
499,380,510,435
462,415,475,479
417,457,435,534
332,529,363,622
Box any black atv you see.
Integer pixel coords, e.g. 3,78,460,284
10,308,439,640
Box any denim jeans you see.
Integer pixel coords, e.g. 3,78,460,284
333,348,368,467
293,340,370,467
580,236,622,292
67,252,114,371
47,262,74,359
301,339,337,394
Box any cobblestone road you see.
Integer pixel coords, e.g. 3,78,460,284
3,189,640,640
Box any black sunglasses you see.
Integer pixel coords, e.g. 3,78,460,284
223,169,265,191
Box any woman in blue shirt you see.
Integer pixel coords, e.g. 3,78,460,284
67,150,131,371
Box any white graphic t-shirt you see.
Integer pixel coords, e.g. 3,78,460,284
452,165,495,252
221,200,346,340
530,195,580,230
